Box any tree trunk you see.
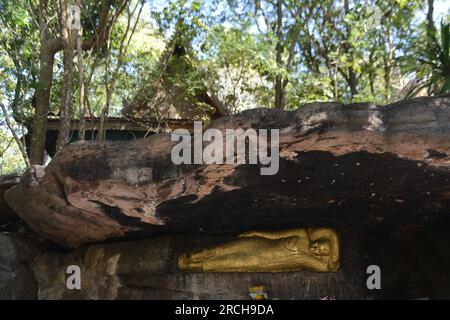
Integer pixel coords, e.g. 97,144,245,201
344,0,358,99
77,4,86,142
274,0,285,109
30,49,56,165
56,0,74,152
427,0,436,41
348,71,357,98
426,0,437,95
384,25,393,103
29,0,123,163
98,1,143,140
368,49,375,96
30,0,54,165
98,40,112,141
77,33,86,141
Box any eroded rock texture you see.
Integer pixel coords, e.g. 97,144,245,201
33,232,364,299
0,175,20,225
0,233,44,299
32,223,450,299
3,96,450,299
6,96,450,248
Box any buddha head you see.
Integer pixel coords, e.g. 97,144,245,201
309,239,332,256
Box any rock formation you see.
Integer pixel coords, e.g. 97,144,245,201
6,96,450,248
0,233,45,299
0,175,20,225
33,233,364,299
3,95,450,299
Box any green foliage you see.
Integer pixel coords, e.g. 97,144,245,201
404,19,450,97
200,26,274,111
0,0,38,119
0,128,26,175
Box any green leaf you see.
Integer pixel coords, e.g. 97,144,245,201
396,0,408,9
192,1,201,11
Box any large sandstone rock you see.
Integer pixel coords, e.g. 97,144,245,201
0,233,44,299
0,175,20,224
5,96,450,248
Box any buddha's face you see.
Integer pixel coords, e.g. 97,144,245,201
310,240,331,256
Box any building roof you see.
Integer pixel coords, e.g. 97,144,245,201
45,117,196,133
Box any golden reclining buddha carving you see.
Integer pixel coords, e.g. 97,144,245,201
178,228,340,273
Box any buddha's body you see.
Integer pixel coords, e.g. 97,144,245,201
178,228,340,273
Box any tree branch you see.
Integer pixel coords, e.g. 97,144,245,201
0,103,30,168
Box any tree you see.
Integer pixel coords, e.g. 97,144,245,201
402,0,450,97
201,26,271,114
56,0,74,151
30,0,128,165
0,0,37,169
98,0,144,140
139,0,231,119
249,0,304,109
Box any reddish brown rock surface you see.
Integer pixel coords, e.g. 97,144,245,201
5,96,450,248
0,175,20,224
